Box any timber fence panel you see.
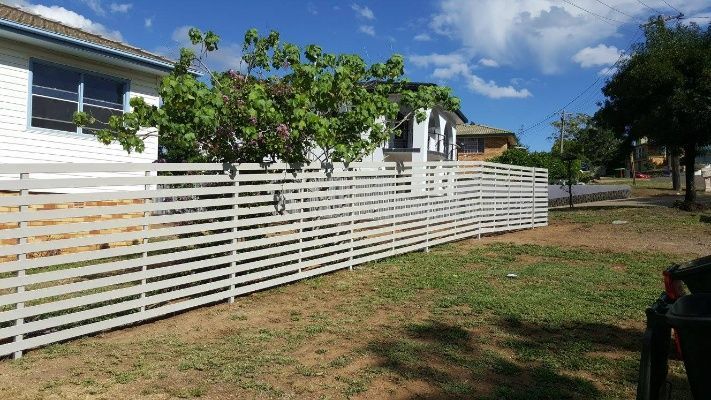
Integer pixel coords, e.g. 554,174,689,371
0,161,547,358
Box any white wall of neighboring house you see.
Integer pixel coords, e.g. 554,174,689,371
0,37,160,165
363,108,460,163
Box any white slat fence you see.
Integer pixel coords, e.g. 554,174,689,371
0,161,548,358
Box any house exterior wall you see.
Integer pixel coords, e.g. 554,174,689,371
0,37,160,165
373,108,460,163
458,136,510,161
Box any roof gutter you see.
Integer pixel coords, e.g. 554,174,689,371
0,18,197,75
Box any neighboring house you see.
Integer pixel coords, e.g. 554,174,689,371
364,83,468,163
630,137,667,172
0,4,173,165
696,145,711,168
456,123,517,161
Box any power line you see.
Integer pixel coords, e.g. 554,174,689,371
519,30,644,138
517,13,687,140
659,0,682,15
592,0,640,21
560,0,629,25
635,0,661,14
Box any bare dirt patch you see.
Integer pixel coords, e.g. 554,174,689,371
469,211,710,257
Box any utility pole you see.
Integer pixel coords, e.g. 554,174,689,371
559,110,565,154
558,110,565,156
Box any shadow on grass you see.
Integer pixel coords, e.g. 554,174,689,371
367,319,607,399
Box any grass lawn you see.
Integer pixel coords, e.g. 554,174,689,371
0,202,708,399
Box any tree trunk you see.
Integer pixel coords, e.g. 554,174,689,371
670,148,681,191
567,159,574,208
684,143,697,204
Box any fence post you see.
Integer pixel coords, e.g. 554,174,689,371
139,170,150,312
425,164,430,253
531,167,536,229
478,164,483,239
467,164,476,238
349,171,355,271
390,166,397,256
506,167,512,230
13,172,29,359
229,166,238,304
298,172,304,274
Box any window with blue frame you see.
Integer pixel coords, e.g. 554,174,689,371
30,61,126,134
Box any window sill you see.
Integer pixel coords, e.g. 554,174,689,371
26,127,98,141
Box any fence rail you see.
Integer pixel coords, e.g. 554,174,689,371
0,161,547,358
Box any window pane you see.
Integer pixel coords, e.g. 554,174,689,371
31,96,78,132
458,137,484,153
82,105,122,132
83,74,124,108
31,118,77,132
33,86,79,102
32,63,80,93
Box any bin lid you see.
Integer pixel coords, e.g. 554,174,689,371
667,294,711,328
667,255,711,280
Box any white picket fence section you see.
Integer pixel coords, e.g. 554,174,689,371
0,161,547,358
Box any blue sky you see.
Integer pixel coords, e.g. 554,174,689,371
8,0,711,150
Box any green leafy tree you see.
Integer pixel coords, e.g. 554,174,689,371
74,28,460,163
597,18,711,203
550,113,623,174
491,147,578,183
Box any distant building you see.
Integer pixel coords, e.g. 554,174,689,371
631,137,667,172
456,123,517,161
697,145,711,168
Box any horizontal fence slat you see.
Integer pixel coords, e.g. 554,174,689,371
0,161,547,357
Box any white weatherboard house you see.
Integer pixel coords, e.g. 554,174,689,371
0,4,167,165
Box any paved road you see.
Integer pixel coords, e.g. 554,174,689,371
548,184,630,200
551,195,679,208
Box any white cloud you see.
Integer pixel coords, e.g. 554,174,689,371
572,44,622,68
109,3,132,13
429,0,711,74
7,0,122,40
467,74,532,99
432,63,469,79
351,4,375,20
410,52,467,67
79,0,104,16
144,17,152,28
681,13,711,25
409,52,531,99
358,25,375,36
414,33,432,41
307,2,318,15
478,58,499,67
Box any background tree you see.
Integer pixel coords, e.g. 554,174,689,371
75,28,460,163
549,113,623,175
597,18,711,203
491,147,576,184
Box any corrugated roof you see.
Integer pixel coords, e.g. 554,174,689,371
456,123,515,136
0,3,174,66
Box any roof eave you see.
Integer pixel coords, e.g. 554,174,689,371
0,18,202,76
454,109,468,124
